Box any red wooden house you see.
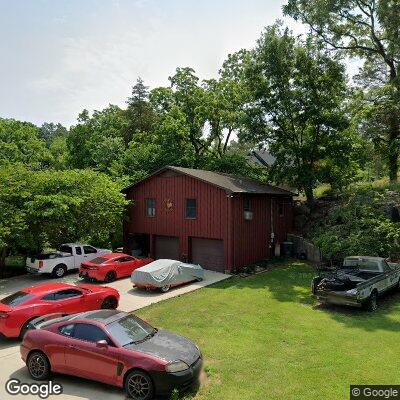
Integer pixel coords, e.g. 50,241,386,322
123,166,294,273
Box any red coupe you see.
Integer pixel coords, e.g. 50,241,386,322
21,310,202,400
0,283,119,339
79,253,153,283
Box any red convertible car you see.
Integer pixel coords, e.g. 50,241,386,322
79,253,153,283
21,310,202,400
0,283,119,339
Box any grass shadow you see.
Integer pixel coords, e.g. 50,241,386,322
204,259,400,333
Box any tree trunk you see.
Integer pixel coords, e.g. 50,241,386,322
388,74,399,183
388,142,398,184
388,111,400,183
223,128,233,154
304,185,315,206
0,248,7,279
388,106,399,183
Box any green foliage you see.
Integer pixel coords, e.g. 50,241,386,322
313,184,400,260
243,25,361,202
0,118,50,168
0,166,129,258
284,0,400,182
66,106,126,172
38,122,68,146
124,77,156,145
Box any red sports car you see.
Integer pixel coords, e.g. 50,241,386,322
21,310,202,400
0,283,119,339
79,253,153,283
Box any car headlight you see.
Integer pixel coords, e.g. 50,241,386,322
165,360,189,373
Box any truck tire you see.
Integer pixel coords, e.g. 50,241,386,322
52,264,67,278
364,291,378,312
311,277,322,295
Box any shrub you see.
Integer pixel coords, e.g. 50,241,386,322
312,186,400,260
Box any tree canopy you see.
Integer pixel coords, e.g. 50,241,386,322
284,0,400,182
0,166,128,269
242,25,362,203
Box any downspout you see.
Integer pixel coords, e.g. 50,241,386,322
270,198,275,256
227,191,234,273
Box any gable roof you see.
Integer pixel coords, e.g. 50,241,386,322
123,166,295,196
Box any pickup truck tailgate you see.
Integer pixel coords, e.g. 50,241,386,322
315,289,361,307
26,257,41,272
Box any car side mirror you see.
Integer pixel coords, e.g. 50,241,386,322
96,340,108,349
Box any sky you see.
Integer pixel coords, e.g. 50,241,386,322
0,0,305,127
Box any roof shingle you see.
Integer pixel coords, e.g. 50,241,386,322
124,166,295,196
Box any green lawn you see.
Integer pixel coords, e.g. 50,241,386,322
137,261,400,400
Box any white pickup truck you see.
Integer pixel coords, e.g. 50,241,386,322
26,243,111,278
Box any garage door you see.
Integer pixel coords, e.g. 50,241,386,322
191,238,224,272
154,235,180,260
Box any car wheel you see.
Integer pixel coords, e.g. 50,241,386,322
365,291,378,312
101,296,118,309
52,264,66,278
105,271,117,283
160,285,170,293
27,351,50,380
125,370,154,400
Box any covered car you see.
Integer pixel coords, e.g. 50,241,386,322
131,259,204,292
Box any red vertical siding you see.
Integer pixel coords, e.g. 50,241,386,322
231,195,294,269
231,195,271,268
124,170,294,271
125,172,231,268
272,198,294,244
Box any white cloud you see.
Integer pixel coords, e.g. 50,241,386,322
2,0,312,127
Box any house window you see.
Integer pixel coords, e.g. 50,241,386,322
244,198,251,212
278,203,284,217
146,198,156,217
186,198,197,219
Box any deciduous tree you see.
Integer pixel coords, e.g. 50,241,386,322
244,25,360,203
284,0,400,182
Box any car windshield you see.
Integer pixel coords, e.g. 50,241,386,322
1,291,34,307
343,258,380,271
343,259,360,268
107,315,156,347
89,257,109,264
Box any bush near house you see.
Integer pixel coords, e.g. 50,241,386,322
295,181,400,262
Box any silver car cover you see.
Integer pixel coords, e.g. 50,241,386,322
131,259,204,287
